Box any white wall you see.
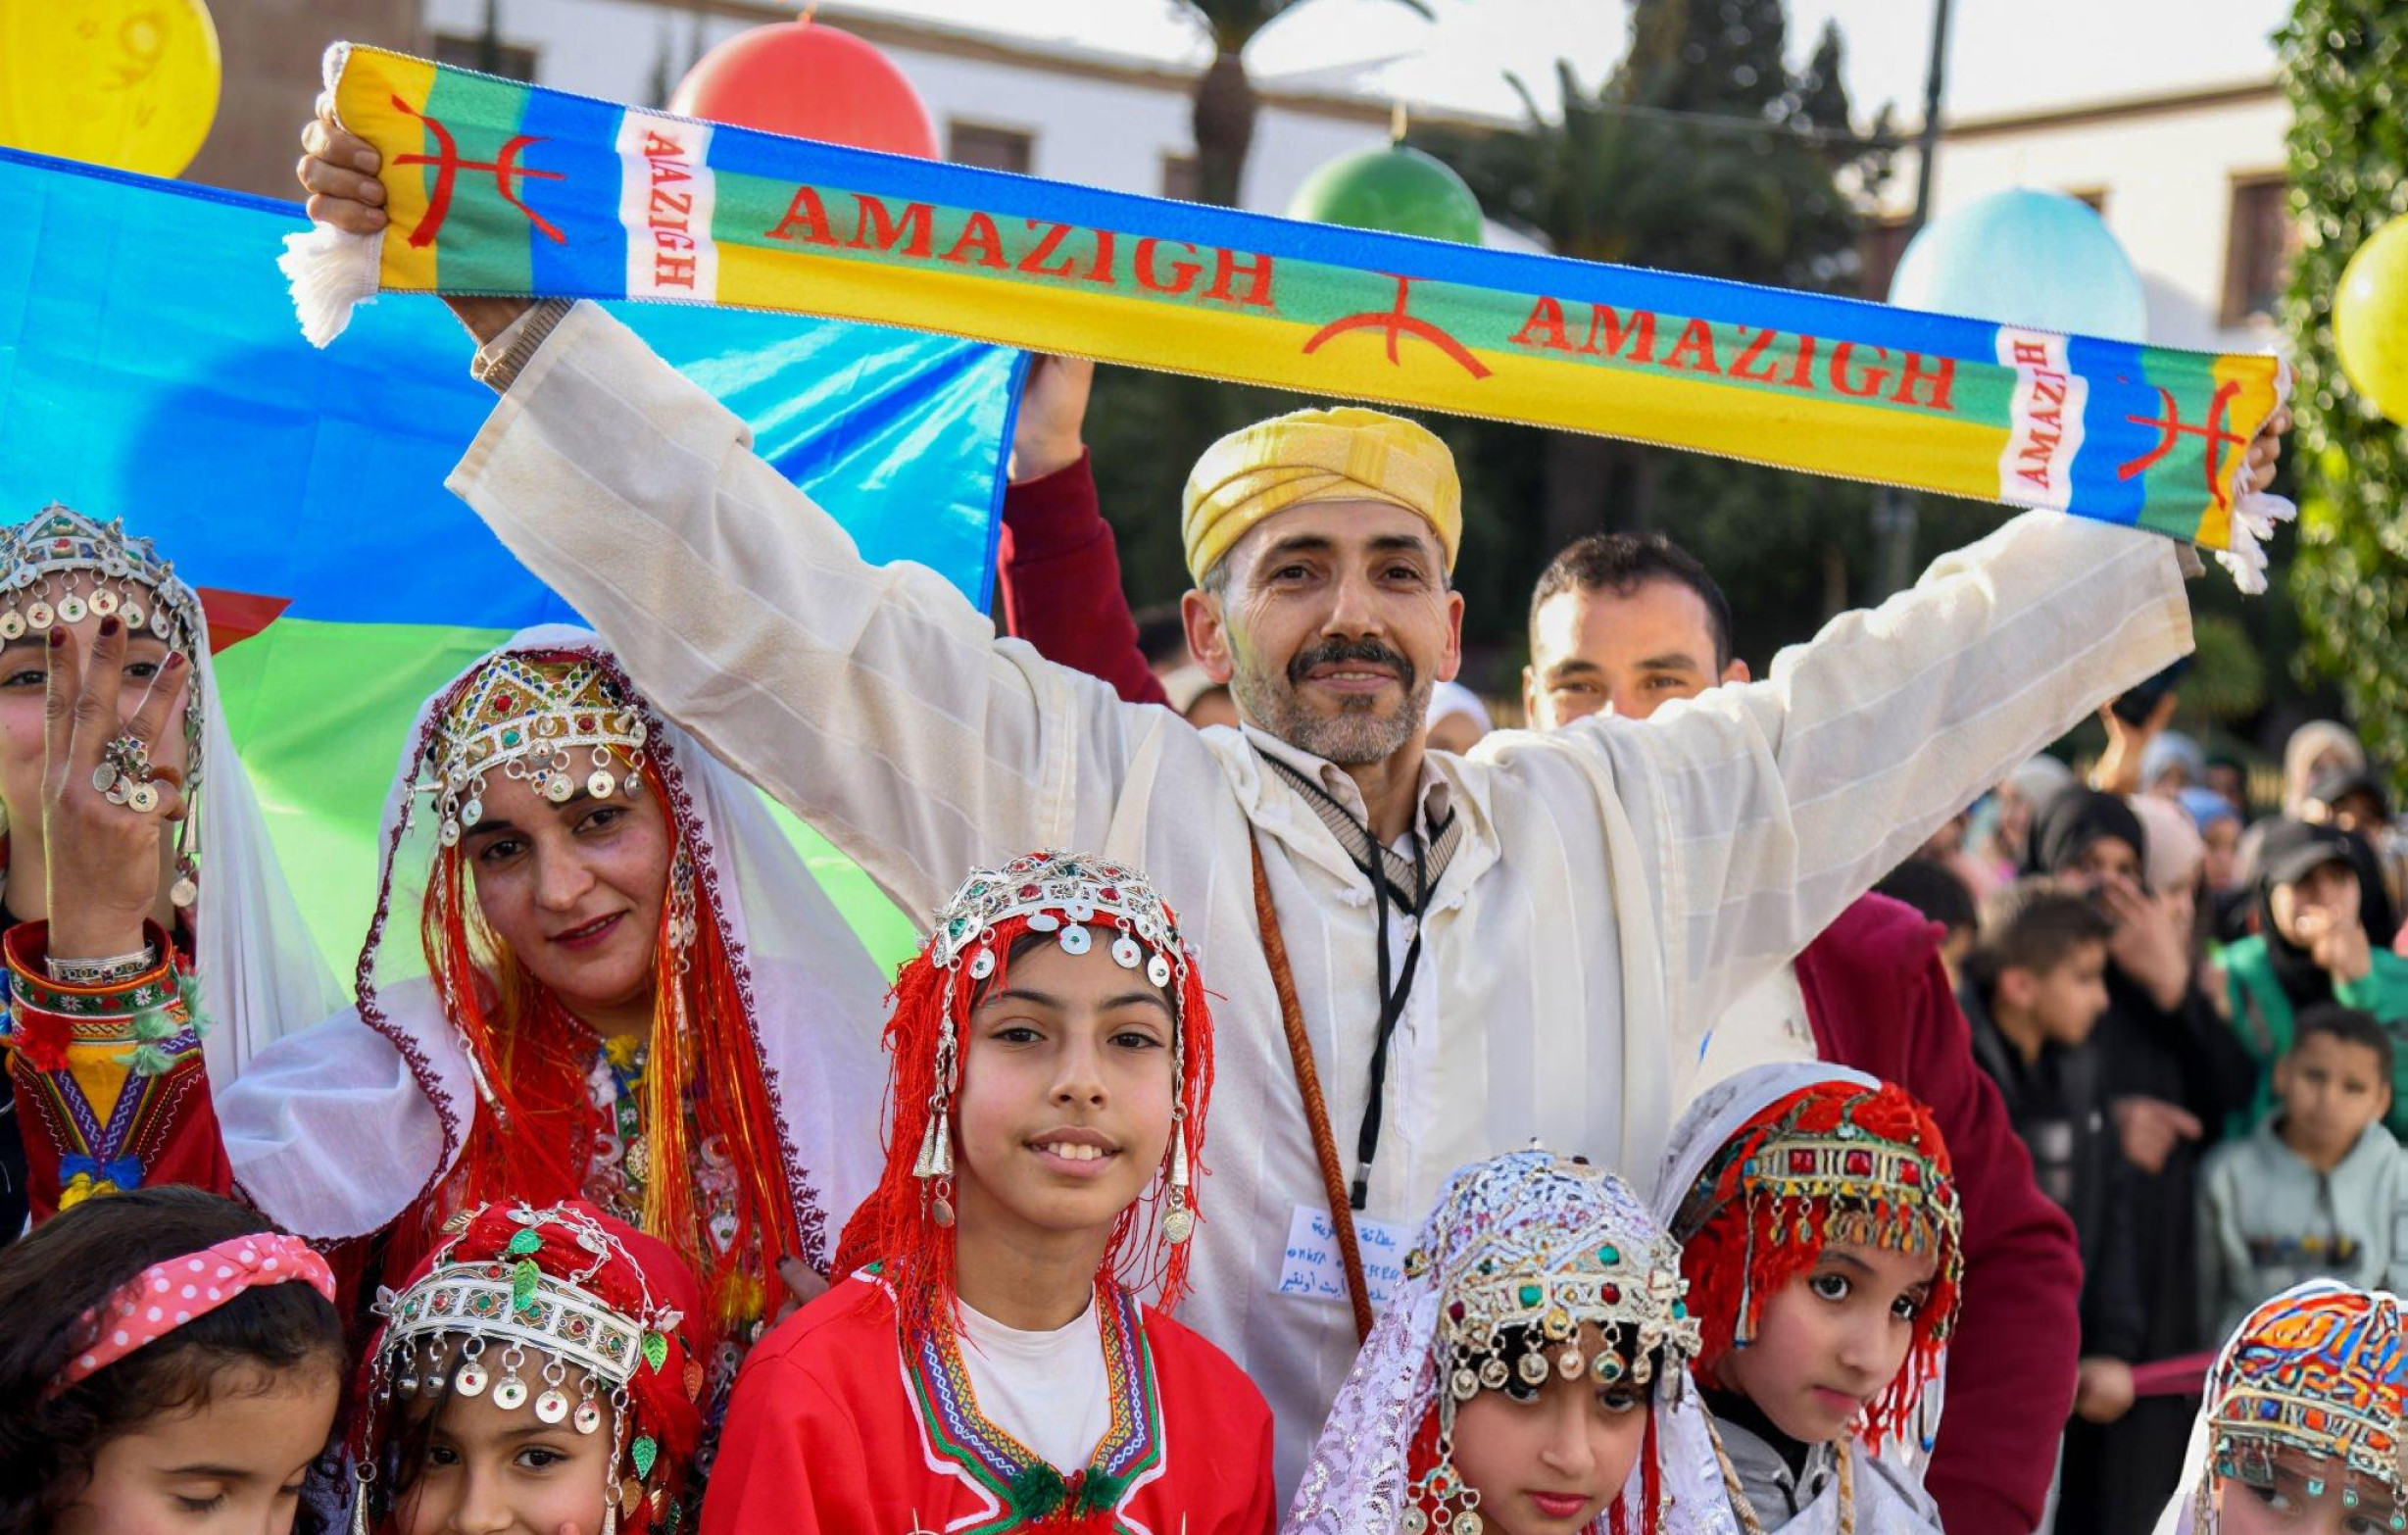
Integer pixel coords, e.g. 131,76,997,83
1881,89,2289,354
418,0,1401,212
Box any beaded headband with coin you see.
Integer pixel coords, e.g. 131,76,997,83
1672,1092,1964,1348
1399,1150,1700,1535
2199,1286,2408,1530
917,852,1196,1240
355,1204,694,1535
0,504,202,653
422,655,652,848
2,505,207,903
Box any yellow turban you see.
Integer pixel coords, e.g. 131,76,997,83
1181,406,1461,583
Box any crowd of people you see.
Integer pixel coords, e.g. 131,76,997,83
0,94,2395,1535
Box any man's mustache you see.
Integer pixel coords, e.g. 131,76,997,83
1287,638,1415,691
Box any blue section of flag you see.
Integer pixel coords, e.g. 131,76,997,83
0,147,1018,624
516,84,631,299
2065,335,2151,527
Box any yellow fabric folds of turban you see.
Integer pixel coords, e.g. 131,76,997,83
1180,406,1462,583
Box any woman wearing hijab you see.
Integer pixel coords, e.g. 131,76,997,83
2027,787,2257,1535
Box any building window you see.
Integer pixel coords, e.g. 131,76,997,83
430,31,537,80
1160,154,1201,202
2224,174,2294,324
949,123,1033,174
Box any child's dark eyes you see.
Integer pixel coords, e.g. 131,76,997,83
1111,1028,1165,1051
1809,1272,1851,1303
173,1493,228,1514
1596,1384,1644,1414
1892,1293,1924,1321
516,1445,570,1469
579,806,626,834
993,1024,1044,1045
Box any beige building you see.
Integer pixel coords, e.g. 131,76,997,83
1869,80,2291,355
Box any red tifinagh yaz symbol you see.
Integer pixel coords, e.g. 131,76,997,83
2116,380,2248,510
1302,274,1492,379
388,95,567,248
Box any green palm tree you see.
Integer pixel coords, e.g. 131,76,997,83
1177,0,1434,207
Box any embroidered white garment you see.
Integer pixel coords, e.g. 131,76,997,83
956,1297,1112,1474
443,302,2194,1489
215,625,894,1261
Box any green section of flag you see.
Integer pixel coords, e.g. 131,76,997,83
416,66,541,298
212,618,917,991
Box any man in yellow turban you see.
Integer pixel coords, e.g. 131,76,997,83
1175,405,1466,791
304,115,2283,1497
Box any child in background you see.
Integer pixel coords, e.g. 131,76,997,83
0,1185,345,1535
346,1199,709,1535
2197,1006,2408,1345
1284,1146,1725,1535
705,852,1274,1533
1653,1065,1963,1535
2155,1280,2407,1535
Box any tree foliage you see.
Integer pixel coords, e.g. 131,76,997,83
2279,0,2408,793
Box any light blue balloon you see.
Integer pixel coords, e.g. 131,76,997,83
1887,188,2149,342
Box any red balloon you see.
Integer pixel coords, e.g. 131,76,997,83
669,23,938,159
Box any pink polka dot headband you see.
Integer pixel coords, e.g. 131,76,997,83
52,1232,336,1394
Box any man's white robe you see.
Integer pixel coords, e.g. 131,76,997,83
445,302,2191,1487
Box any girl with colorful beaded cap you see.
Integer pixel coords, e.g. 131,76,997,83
1285,1146,1736,1535
0,504,343,1224
1651,1065,1964,1535
349,1199,709,1535
2155,1280,2408,1535
705,851,1277,1533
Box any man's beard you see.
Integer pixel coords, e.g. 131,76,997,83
1235,636,1429,767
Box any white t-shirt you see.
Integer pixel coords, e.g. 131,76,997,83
956,1297,1111,1472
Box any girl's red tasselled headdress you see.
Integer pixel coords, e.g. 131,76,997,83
833,851,1214,1349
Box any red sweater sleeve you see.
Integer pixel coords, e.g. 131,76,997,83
699,1351,875,1535
996,452,1171,709
1,920,232,1224
1797,896,2082,1535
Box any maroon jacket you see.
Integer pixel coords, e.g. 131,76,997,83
998,455,2083,1535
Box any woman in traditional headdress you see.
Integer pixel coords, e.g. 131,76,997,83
0,502,343,1227
1285,1146,1732,1535
707,850,1275,1533
7,622,890,1405
2156,1280,2408,1535
348,1199,710,1535
1652,1065,1965,1535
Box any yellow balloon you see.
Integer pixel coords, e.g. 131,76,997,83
2335,216,2408,427
0,0,221,178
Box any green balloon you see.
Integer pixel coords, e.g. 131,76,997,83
1286,144,1485,246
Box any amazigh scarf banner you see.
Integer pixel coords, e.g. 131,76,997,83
287,43,2292,589
3,144,1020,977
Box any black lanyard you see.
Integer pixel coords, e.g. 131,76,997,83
1268,759,1442,1211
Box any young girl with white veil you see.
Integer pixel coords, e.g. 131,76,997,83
1652,1065,1963,1535
1284,1145,1737,1535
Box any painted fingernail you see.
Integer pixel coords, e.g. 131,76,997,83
164,653,185,672
47,627,65,647
98,616,119,637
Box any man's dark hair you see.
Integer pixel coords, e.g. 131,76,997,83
1527,531,1734,670
2293,1004,2396,1082
1966,877,2115,992
1877,858,1979,936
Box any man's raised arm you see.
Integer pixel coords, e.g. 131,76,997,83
1564,509,2204,1032
296,114,1144,915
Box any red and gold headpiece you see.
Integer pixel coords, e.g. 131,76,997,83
353,1201,710,1535
1668,1079,1962,1448
833,852,1213,1346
